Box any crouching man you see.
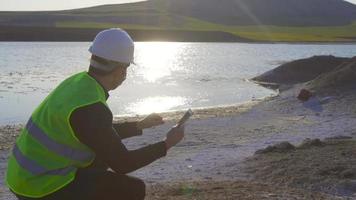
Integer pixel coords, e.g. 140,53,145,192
6,28,184,200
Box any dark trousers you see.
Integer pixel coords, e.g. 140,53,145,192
13,168,146,200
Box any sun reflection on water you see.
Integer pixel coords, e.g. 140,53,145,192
134,42,185,83
127,96,187,115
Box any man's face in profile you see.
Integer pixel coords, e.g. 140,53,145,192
112,65,129,89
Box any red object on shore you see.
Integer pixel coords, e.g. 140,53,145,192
297,89,313,101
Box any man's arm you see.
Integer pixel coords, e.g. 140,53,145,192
113,112,164,139
112,122,142,139
70,102,167,174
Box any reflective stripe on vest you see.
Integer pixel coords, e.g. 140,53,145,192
13,145,75,176
25,118,93,163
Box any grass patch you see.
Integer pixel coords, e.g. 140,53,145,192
56,16,356,42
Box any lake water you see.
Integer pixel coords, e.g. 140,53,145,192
0,42,355,125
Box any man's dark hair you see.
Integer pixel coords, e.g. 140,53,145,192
89,55,129,76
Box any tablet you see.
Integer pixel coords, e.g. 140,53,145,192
177,109,193,127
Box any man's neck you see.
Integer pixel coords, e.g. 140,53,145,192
88,71,111,96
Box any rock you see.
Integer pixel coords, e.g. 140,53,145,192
318,165,347,176
340,150,353,157
340,169,356,179
325,135,353,140
297,89,313,101
335,180,356,196
255,142,295,154
319,96,334,104
267,193,278,197
299,138,324,148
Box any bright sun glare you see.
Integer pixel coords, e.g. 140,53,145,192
127,96,187,115
135,42,184,83
124,42,189,115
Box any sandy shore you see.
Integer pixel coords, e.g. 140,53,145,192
1,87,355,199
1,56,356,199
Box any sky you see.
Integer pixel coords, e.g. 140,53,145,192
0,0,356,11
0,0,145,11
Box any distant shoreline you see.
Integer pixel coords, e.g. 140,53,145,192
1,26,356,43
0,26,249,42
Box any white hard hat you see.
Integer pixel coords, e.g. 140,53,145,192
89,28,134,64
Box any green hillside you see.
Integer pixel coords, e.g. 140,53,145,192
56,18,356,42
1,0,356,42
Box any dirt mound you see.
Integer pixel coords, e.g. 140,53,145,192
255,141,295,154
307,57,356,91
254,139,326,155
252,56,349,86
325,135,353,140
298,138,325,148
147,180,336,200
247,138,356,197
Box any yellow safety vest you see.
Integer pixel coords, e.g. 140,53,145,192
6,72,107,198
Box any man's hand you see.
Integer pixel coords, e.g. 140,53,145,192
137,113,164,130
164,125,185,150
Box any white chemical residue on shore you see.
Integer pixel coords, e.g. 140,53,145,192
124,90,356,183
1,42,356,125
